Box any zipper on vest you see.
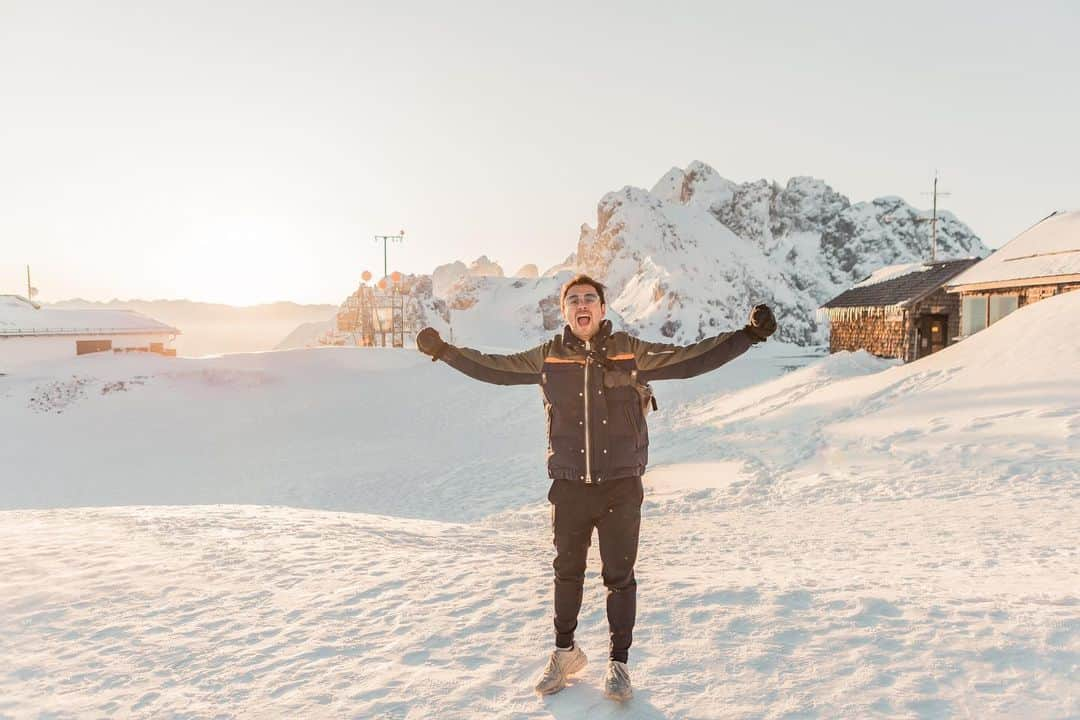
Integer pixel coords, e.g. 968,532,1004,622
584,340,592,484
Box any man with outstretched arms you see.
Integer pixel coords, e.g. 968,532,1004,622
415,274,777,701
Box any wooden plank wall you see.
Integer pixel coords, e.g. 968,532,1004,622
828,311,908,360
960,280,1080,308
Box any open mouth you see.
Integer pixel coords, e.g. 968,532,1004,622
575,312,592,329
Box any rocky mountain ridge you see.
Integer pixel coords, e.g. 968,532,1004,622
576,162,987,344
362,161,989,348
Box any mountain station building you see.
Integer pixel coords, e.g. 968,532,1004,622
945,210,1080,337
0,295,180,372
819,258,981,362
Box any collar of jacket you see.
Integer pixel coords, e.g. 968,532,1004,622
561,319,613,351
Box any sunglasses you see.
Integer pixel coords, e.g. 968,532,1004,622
564,293,600,308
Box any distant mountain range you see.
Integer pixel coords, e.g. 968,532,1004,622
72,161,990,355
394,161,989,348
275,320,334,351
49,299,336,356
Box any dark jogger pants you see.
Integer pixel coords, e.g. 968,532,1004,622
548,476,643,663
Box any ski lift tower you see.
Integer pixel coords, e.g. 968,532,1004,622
372,271,406,347
389,272,405,347
357,271,376,346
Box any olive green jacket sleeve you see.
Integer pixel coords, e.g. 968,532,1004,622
438,343,547,386
628,328,759,382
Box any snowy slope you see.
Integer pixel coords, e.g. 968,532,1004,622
275,319,333,350
1,294,1077,718
651,290,1080,503
0,338,800,518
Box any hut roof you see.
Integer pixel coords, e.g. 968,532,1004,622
821,258,981,311
946,210,1080,289
0,295,179,337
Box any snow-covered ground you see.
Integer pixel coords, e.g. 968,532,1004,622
1,294,1078,719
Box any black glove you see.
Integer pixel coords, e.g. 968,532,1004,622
416,327,448,361
745,304,777,342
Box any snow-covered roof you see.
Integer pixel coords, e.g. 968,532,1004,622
820,259,980,313
851,262,929,289
0,295,179,336
947,210,1080,289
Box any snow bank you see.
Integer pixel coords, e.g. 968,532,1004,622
652,290,1080,507
0,339,809,517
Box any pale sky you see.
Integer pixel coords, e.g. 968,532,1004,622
2,1,1077,305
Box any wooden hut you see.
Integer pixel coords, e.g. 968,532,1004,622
945,210,1080,337
0,295,179,372
819,258,980,362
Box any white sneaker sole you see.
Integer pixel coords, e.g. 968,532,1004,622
534,652,588,695
604,687,633,702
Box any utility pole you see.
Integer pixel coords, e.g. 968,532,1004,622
26,265,31,299
374,230,405,281
922,173,951,262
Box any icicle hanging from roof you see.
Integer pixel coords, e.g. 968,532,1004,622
818,304,905,322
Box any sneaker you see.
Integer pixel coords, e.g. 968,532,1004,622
534,645,588,695
603,660,633,701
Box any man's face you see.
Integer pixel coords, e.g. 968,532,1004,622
562,283,606,341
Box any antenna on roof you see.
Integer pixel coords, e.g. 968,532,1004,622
922,172,951,263
25,266,39,300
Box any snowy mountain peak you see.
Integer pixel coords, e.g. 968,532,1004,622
513,264,539,279
468,255,504,277
431,256,508,300
650,161,737,209
542,253,577,278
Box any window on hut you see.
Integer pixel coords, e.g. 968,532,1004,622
989,295,1019,325
76,339,112,355
961,296,987,336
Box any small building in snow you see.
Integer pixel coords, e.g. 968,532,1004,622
819,258,981,362
945,210,1080,337
0,295,180,372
